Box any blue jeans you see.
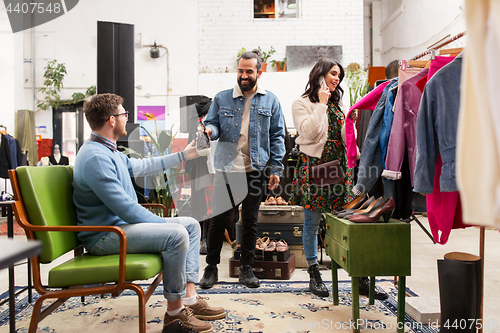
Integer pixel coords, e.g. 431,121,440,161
89,217,200,302
303,209,323,266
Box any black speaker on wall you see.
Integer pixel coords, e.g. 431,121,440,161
97,21,135,123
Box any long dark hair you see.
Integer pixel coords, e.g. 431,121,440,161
302,58,344,104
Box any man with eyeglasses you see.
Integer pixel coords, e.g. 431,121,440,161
73,93,225,332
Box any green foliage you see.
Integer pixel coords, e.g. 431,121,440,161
345,63,369,107
37,59,96,111
37,60,67,111
258,46,276,63
119,121,183,217
236,47,246,63
270,57,286,70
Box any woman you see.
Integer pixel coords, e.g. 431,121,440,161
289,58,355,297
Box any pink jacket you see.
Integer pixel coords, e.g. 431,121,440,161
346,80,391,167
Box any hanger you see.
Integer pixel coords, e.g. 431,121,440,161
408,60,429,68
439,47,463,56
0,125,7,135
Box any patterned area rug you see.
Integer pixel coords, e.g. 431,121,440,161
0,219,25,236
0,280,439,333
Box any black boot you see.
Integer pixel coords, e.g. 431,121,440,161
239,264,260,288
199,264,218,289
359,277,388,300
307,264,329,297
438,252,482,333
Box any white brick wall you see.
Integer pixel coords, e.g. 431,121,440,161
198,0,364,73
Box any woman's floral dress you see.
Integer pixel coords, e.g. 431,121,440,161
289,101,355,213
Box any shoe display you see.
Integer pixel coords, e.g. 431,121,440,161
264,240,276,252
239,264,260,288
163,307,212,333
162,319,200,333
186,296,226,321
349,198,395,223
341,194,368,210
199,265,218,289
358,277,389,300
275,239,288,252
275,196,288,205
307,264,329,297
336,196,377,218
255,236,270,250
264,195,277,205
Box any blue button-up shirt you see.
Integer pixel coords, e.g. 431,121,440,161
204,84,285,176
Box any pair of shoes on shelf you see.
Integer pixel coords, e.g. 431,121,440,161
264,239,289,252
336,195,375,218
358,277,389,300
256,236,270,250
349,197,395,223
264,195,288,205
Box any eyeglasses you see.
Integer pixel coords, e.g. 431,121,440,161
106,111,129,122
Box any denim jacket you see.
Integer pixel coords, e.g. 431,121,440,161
413,56,462,194
204,84,285,176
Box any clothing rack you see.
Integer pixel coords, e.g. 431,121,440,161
410,31,466,60
410,30,485,333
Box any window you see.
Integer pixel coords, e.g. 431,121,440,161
254,0,299,19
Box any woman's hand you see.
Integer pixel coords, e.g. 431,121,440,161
318,82,331,105
349,110,358,121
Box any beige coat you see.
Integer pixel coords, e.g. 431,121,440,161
456,0,500,227
291,96,329,158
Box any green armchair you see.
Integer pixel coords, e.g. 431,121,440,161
9,166,165,333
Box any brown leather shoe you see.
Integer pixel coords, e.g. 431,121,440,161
163,307,212,332
265,240,276,252
186,296,226,321
275,196,288,205
256,236,270,250
264,195,277,205
275,239,288,252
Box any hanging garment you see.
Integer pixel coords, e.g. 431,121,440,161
383,68,429,184
414,55,462,194
457,0,500,228
398,67,422,88
414,55,470,244
415,56,455,93
346,80,391,168
379,79,399,168
352,79,398,198
0,134,12,179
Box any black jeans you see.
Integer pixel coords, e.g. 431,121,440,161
206,170,264,266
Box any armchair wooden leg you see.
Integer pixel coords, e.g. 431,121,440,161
224,229,232,246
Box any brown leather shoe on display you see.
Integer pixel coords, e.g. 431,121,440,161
264,195,277,205
186,296,226,321
256,236,270,250
275,196,288,205
276,239,289,252
163,307,212,333
265,240,276,252
349,198,395,223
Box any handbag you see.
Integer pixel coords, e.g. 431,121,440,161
310,159,344,186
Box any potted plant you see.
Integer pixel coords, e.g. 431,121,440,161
345,62,369,107
258,46,276,72
271,57,287,72
37,59,96,111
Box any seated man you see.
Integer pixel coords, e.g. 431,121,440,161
73,93,225,333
